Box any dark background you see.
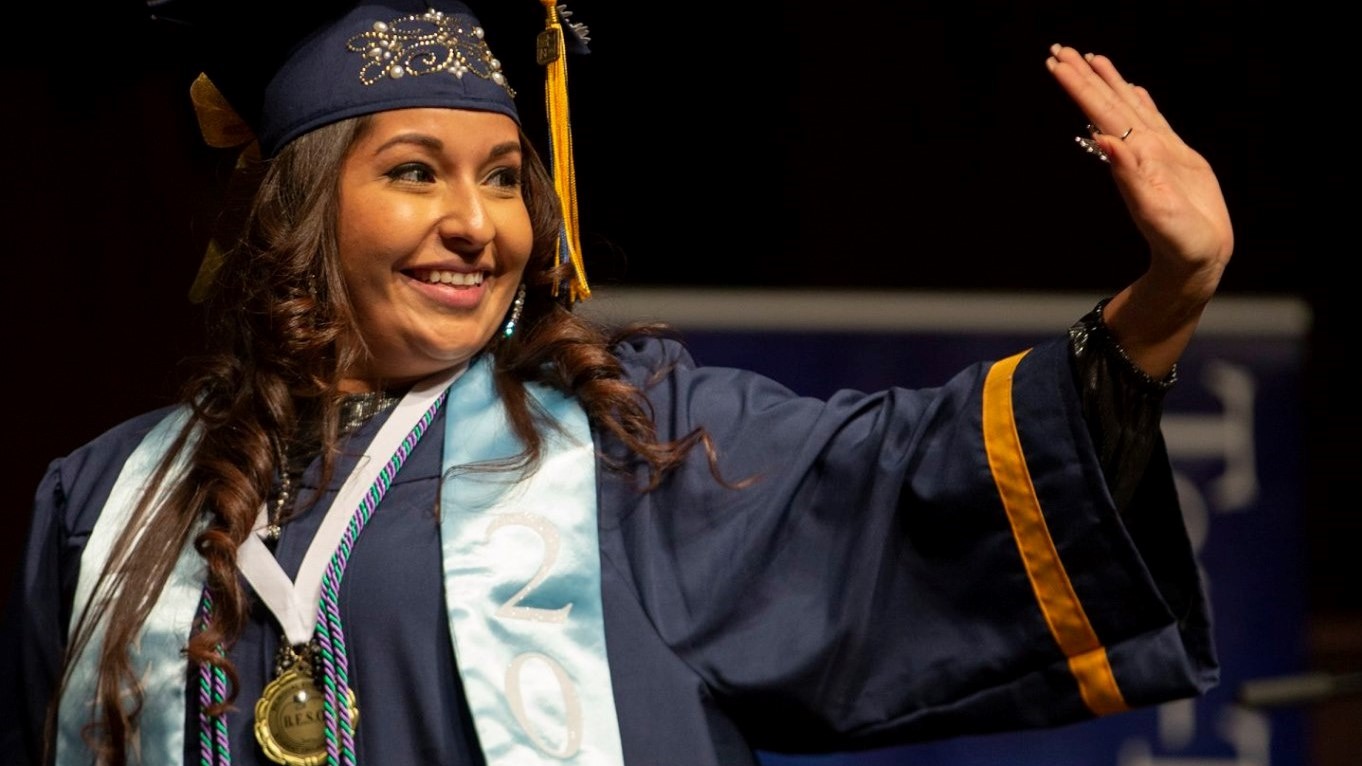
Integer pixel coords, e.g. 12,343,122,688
2,0,1353,758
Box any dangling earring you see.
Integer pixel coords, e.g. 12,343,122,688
502,284,526,339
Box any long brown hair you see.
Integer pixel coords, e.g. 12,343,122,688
51,114,713,763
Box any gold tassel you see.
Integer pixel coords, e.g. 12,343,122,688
537,1,590,302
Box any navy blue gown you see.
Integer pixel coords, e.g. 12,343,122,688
0,335,1217,765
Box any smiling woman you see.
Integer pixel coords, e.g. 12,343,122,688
0,2,1232,766
335,109,535,388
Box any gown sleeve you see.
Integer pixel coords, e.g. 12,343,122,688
0,460,68,765
0,409,175,765
598,334,1218,755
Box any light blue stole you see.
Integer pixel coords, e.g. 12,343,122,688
58,407,202,764
59,357,626,764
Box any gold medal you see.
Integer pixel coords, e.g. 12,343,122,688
255,645,359,766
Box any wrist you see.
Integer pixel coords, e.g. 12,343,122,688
1070,298,1179,393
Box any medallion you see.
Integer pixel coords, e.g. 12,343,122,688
255,645,359,766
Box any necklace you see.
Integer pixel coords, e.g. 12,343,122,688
337,390,403,433
260,391,403,543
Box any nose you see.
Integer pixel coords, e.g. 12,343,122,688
435,181,495,255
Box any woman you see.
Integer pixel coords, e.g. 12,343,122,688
0,1,1229,764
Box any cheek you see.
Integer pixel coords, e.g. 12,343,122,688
498,205,536,274
338,199,422,275
337,196,378,275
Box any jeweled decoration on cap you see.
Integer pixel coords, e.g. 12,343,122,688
346,8,514,96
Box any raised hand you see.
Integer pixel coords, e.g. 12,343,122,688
1046,43,1234,377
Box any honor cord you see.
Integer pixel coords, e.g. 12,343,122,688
195,589,231,766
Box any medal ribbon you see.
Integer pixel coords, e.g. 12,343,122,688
234,367,461,648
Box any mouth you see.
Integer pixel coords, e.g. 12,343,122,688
408,268,486,287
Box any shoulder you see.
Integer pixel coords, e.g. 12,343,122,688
607,332,795,403
38,406,184,537
50,406,183,480
610,333,697,382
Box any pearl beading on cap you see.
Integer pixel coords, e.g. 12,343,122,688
346,8,514,96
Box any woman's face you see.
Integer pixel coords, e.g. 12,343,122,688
335,107,533,391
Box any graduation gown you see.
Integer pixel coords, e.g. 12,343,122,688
0,334,1217,765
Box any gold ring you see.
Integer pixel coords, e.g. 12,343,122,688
1119,127,1133,140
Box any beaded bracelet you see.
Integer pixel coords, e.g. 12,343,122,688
1069,297,1178,392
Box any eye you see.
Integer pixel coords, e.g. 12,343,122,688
486,166,522,190
385,162,436,184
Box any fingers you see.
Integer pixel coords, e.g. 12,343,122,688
1083,52,1144,114
1046,44,1139,140
1047,43,1184,170
1128,84,1170,130
1088,54,1172,132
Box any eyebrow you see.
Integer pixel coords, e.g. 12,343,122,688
372,134,522,161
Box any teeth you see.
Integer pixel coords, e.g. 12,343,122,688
418,269,483,286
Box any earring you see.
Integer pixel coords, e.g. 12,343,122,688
502,284,526,339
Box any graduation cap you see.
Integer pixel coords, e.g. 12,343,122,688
147,0,593,302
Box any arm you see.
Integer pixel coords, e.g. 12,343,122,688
0,463,70,766
603,337,1216,753
0,410,170,765
1046,44,1234,378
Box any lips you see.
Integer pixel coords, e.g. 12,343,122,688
404,267,494,311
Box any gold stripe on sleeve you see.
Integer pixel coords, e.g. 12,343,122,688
982,351,1129,716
